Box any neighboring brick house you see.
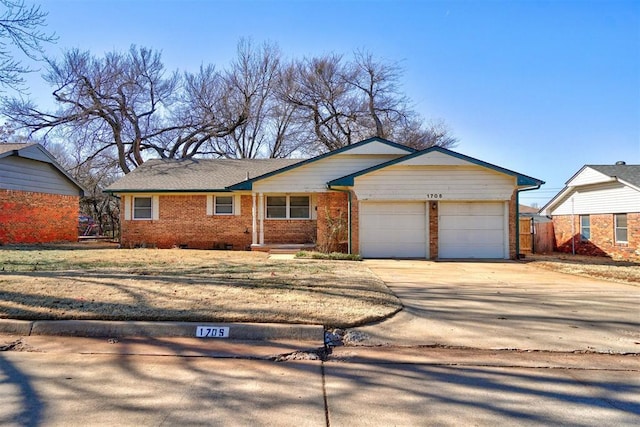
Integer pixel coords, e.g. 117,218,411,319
0,143,85,244
105,137,543,259
541,163,640,261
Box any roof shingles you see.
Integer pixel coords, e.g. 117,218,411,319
104,158,304,192
588,164,640,188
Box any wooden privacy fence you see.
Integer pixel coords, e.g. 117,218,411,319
519,217,554,254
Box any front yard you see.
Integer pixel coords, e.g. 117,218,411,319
0,244,401,328
1,244,637,329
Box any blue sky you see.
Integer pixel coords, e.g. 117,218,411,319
22,0,640,207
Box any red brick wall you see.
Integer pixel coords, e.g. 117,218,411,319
351,192,360,255
121,194,317,249
509,190,518,259
316,192,349,252
553,212,640,261
122,195,254,250
0,189,79,244
429,201,438,260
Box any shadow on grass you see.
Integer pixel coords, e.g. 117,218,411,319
0,267,402,328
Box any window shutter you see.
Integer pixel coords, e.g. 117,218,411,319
311,194,317,220
206,195,213,216
152,196,160,220
124,196,131,221
234,194,241,216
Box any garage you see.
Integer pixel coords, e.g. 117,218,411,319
360,202,427,258
439,202,506,259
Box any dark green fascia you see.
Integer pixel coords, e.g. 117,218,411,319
103,188,231,194
328,146,545,188
226,137,416,191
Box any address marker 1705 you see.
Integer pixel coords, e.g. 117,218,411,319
196,326,230,338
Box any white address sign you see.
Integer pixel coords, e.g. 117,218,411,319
196,326,230,338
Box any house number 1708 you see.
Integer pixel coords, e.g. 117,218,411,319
427,193,443,199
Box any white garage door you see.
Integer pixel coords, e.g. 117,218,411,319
360,202,427,258
439,202,506,259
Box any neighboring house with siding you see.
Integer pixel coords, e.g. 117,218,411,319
105,137,543,259
0,143,85,244
541,163,640,261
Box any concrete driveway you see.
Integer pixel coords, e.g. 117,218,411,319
348,260,640,353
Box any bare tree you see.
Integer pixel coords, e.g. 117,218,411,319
213,40,310,158
3,41,456,174
2,46,247,173
47,141,121,237
284,51,457,153
283,54,360,151
0,0,56,90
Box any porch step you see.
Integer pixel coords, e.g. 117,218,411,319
251,243,316,254
269,248,307,255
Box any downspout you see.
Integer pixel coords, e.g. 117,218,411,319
516,183,542,259
326,185,352,254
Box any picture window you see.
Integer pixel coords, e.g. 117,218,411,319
266,195,310,219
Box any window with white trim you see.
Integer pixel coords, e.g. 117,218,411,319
615,214,628,243
580,215,590,241
266,195,310,219
133,197,152,220
215,196,233,215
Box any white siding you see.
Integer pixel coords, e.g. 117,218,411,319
353,165,516,201
550,182,640,215
253,154,401,193
400,150,472,166
0,156,80,196
343,141,412,156
569,167,613,186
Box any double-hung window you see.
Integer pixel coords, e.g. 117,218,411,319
579,215,590,241
133,197,152,220
215,196,233,215
266,195,310,219
615,214,628,244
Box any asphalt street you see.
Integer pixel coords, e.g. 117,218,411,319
0,335,639,426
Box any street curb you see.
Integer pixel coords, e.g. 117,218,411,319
0,319,33,335
27,320,324,341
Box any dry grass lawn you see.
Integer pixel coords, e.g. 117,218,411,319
0,243,401,327
527,253,640,286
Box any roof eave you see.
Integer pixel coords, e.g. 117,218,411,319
226,181,253,191
104,188,232,194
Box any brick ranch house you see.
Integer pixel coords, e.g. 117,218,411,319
0,143,85,244
105,137,544,259
541,163,640,261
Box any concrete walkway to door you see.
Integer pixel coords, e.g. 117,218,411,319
347,260,640,354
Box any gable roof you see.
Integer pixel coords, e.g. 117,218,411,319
104,158,302,193
0,142,86,195
328,146,544,188
588,164,640,188
227,137,416,191
541,164,640,213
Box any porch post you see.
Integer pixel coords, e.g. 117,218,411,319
251,193,257,245
258,192,265,245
